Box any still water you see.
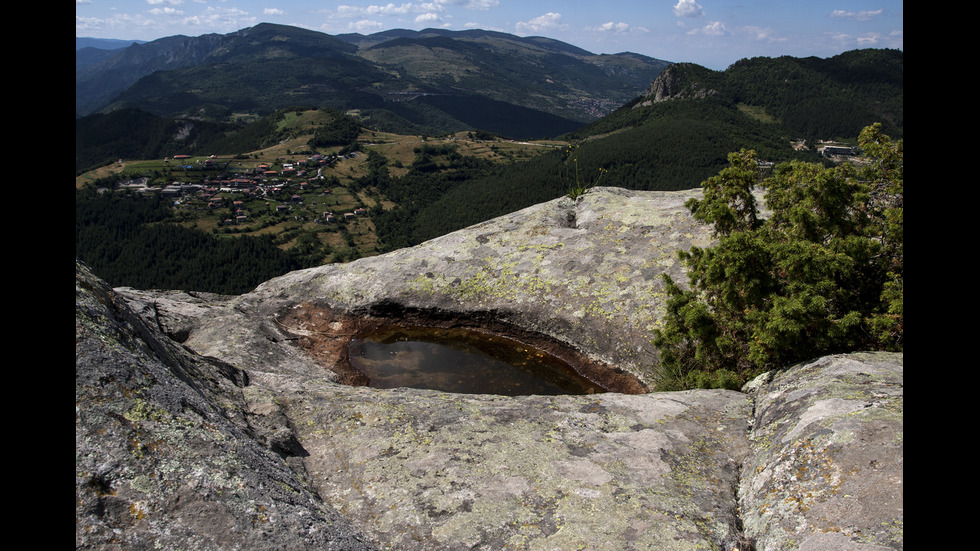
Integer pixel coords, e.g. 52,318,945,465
347,325,605,396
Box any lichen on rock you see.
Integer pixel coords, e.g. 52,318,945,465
81,188,903,550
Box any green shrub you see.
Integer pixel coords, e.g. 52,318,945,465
652,124,902,390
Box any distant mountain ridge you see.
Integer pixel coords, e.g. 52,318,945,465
75,37,147,50
383,48,902,247
75,25,358,118
337,27,597,57
569,49,903,143
76,23,670,138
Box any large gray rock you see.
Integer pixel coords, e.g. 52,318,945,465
82,187,902,550
270,383,754,550
139,187,714,390
76,261,377,550
740,353,904,550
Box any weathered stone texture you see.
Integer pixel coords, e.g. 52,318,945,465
79,187,902,550
76,261,378,551
740,353,904,550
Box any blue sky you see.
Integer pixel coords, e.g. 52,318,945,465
76,0,903,70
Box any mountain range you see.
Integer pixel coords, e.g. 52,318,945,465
75,23,902,297
76,23,671,139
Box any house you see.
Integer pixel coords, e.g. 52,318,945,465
161,185,183,197
821,145,860,158
354,207,367,216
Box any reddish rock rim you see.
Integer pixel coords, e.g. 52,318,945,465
277,301,649,395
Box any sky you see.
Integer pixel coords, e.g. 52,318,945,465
76,0,903,70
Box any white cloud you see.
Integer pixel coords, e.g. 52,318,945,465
433,0,499,9
687,20,725,36
264,8,286,16
415,12,442,23
673,0,704,18
826,29,902,50
516,12,567,34
366,3,413,16
337,3,414,17
419,3,447,12
742,25,785,43
181,7,255,31
830,9,884,21
588,21,649,34
349,19,384,31
149,6,182,16
855,33,882,46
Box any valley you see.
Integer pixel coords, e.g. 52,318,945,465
76,120,567,276
75,30,901,297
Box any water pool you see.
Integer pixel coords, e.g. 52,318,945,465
347,325,605,395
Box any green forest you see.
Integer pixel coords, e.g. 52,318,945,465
75,188,315,294
372,96,827,249
652,124,903,390
75,49,901,298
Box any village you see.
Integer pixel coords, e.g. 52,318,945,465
111,148,383,263
120,151,366,218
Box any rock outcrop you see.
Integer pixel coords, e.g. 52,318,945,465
634,63,720,108
76,261,377,550
77,187,902,550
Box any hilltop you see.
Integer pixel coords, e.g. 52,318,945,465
76,23,669,138
75,107,568,294
75,46,901,297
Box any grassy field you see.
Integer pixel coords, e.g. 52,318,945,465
77,114,564,265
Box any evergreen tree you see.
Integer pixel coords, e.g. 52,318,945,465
652,124,903,390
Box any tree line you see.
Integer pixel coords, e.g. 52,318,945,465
652,124,903,390
75,188,312,294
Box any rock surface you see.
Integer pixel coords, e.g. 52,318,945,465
635,63,720,108
740,353,904,550
76,261,377,550
159,187,715,389
78,187,903,550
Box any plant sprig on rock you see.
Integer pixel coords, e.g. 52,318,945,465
563,144,606,200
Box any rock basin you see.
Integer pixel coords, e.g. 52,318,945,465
347,324,608,395
93,188,903,550
277,302,649,395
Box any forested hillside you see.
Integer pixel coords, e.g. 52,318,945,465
571,49,902,142
75,188,311,294
372,95,828,249
75,109,232,173
76,23,667,146
75,48,901,295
